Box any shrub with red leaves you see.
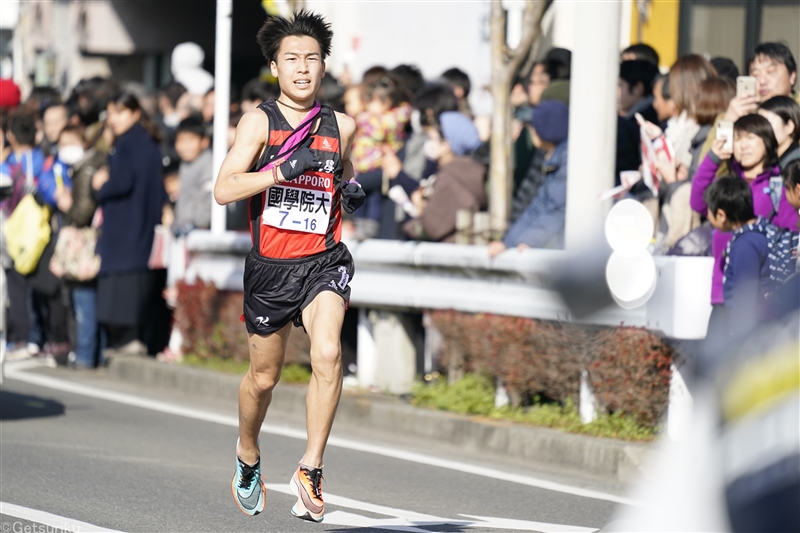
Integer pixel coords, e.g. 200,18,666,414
429,311,587,407
494,319,589,407
429,310,673,427
589,327,674,426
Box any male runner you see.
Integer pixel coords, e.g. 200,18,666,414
213,10,361,523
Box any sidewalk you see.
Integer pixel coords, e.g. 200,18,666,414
106,355,653,486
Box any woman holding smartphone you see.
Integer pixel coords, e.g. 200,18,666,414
690,114,798,337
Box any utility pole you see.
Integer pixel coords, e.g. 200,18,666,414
211,0,232,234
564,1,621,250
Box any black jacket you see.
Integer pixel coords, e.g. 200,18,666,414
95,123,167,274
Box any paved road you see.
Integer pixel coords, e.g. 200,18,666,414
0,362,632,532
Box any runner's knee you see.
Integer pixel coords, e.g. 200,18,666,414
310,341,341,372
247,366,281,394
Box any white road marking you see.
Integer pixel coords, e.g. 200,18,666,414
5,365,637,508
0,501,124,533
267,483,597,532
461,515,597,532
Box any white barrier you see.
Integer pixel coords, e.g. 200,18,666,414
185,231,714,340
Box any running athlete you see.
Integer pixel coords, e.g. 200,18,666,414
213,10,363,523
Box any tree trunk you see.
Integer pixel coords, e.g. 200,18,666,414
488,1,547,238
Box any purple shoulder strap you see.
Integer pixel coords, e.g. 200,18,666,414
259,101,322,172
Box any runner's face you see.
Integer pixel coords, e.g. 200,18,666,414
271,35,325,103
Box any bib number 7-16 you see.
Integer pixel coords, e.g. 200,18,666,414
263,184,331,235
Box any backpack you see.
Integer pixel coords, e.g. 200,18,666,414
753,218,799,294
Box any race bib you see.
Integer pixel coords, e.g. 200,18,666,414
262,183,331,235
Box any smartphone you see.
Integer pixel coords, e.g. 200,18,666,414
736,76,756,98
717,120,734,152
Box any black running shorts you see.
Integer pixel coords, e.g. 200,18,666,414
242,243,354,335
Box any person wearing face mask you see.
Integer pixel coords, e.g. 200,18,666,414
690,114,799,335
34,125,82,363
13,124,81,362
38,126,81,208
401,111,485,242
52,123,112,369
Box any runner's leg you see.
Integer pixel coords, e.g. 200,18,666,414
237,325,291,465
300,291,346,467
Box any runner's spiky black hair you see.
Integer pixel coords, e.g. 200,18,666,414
257,10,333,64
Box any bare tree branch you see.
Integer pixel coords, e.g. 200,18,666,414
488,0,547,237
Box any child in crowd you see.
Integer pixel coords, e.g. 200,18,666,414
159,117,211,363
784,159,800,214
40,125,83,208
350,75,412,175
705,177,771,335
172,115,212,234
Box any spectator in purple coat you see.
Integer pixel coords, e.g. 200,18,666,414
690,114,798,333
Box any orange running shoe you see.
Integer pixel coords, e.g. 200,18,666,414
289,464,324,522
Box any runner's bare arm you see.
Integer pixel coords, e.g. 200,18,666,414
335,112,357,182
214,111,287,205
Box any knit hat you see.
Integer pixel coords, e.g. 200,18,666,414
530,100,569,144
439,111,481,156
0,79,21,108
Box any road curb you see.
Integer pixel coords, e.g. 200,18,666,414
107,355,652,485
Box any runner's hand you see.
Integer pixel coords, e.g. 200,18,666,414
280,137,319,181
341,179,366,213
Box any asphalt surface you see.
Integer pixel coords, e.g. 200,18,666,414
0,362,630,532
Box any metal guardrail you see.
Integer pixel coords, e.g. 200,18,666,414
185,231,714,339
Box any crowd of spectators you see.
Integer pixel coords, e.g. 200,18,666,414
1,37,799,367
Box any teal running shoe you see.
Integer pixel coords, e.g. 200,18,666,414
231,439,265,516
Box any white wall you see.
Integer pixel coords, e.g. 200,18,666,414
307,0,493,114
